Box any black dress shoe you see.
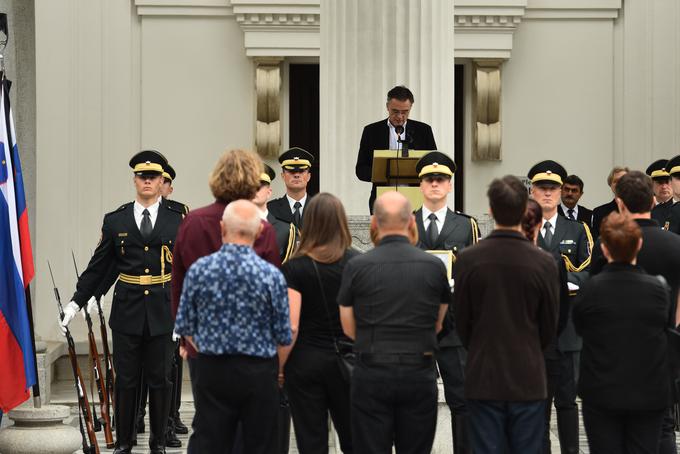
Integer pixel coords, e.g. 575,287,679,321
173,416,188,435
113,448,132,454
150,448,166,454
166,421,182,448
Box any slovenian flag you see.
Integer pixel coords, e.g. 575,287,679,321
0,76,36,412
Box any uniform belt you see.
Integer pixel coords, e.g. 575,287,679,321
118,273,171,285
358,352,434,365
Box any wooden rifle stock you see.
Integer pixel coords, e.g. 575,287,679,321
68,334,101,454
72,251,114,447
48,261,100,454
96,296,115,411
87,318,114,448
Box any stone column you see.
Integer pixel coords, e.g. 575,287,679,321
319,0,455,215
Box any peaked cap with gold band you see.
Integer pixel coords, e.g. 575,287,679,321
527,160,568,186
646,159,670,180
129,150,168,177
261,163,276,184
162,162,177,182
665,155,680,177
415,151,456,178
278,147,314,171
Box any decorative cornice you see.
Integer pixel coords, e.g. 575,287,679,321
135,0,233,16
454,1,527,59
234,13,319,27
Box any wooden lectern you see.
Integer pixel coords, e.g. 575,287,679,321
371,149,432,209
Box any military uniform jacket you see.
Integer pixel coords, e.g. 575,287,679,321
71,200,185,336
267,195,304,262
652,199,673,228
537,215,593,352
415,207,479,347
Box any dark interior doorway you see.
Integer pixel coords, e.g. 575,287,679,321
454,64,464,211
288,64,320,196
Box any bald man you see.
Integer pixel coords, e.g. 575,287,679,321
338,191,451,454
174,200,291,454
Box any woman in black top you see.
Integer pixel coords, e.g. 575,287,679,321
573,212,671,454
281,192,358,454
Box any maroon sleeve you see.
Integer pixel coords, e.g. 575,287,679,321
254,221,282,268
171,216,191,318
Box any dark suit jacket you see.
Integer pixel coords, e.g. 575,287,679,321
558,204,592,229
454,230,559,401
590,218,680,324
355,119,437,212
574,263,670,411
537,215,592,352
652,199,674,227
591,199,618,239
415,207,478,347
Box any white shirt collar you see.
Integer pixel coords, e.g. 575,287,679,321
561,203,578,218
286,194,307,213
541,211,559,231
133,197,161,229
422,205,447,222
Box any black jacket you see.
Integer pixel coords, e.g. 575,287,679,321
414,207,478,347
71,200,185,336
537,215,592,352
652,199,674,228
355,119,437,212
591,218,680,324
591,199,618,240
574,263,671,411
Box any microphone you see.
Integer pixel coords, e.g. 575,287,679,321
395,125,409,158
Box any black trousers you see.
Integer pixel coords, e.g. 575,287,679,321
187,354,279,454
437,346,467,414
112,328,173,390
582,403,665,454
285,344,353,454
659,407,677,454
351,358,438,454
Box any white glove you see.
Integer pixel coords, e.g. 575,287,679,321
172,331,181,342
449,278,455,293
60,301,81,335
81,296,98,319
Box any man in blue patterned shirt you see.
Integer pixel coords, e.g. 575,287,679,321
175,199,291,454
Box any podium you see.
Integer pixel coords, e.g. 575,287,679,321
371,149,432,209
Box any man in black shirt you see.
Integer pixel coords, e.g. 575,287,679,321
337,191,450,454
589,171,680,454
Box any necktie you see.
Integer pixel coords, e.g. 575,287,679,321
292,202,302,228
427,213,439,245
543,221,553,246
567,208,575,220
140,208,152,239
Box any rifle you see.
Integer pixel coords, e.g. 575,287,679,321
96,292,115,416
72,252,114,448
48,261,100,454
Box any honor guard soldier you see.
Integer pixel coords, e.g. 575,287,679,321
528,160,593,454
663,155,680,234
414,151,478,454
253,163,297,262
267,148,314,260
60,150,185,454
647,159,673,227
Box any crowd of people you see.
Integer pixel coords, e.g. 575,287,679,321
56,84,680,454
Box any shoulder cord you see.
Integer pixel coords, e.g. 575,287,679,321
561,221,594,272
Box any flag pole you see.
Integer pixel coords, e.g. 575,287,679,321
24,286,41,407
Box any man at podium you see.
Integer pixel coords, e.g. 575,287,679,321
355,85,437,212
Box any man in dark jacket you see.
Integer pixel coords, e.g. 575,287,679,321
355,85,437,212
591,166,628,239
557,174,592,228
454,175,559,453
590,170,680,454
647,159,673,227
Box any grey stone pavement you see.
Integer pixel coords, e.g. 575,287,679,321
4,379,679,453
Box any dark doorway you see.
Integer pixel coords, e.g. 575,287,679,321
454,64,464,211
289,64,320,196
